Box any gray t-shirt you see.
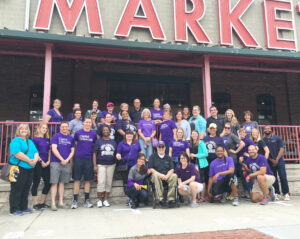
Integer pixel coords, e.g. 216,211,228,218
223,133,241,159
69,119,83,137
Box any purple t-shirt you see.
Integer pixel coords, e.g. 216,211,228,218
209,157,235,181
246,154,273,175
176,163,201,183
170,140,190,157
93,138,116,165
159,120,177,144
74,129,97,159
101,110,118,123
150,109,164,121
204,136,226,162
117,141,141,166
47,108,63,132
32,137,50,162
138,119,156,137
238,138,256,158
50,132,75,163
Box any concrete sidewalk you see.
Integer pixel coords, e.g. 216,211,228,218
0,197,300,239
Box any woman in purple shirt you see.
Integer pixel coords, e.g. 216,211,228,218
31,123,51,210
116,130,142,197
159,111,177,155
176,152,203,208
169,128,190,166
45,99,63,135
138,108,156,160
150,98,164,125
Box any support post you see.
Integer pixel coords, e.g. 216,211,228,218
42,44,53,120
202,55,212,119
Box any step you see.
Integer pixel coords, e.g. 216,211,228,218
285,163,300,169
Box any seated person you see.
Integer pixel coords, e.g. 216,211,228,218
176,152,203,208
241,145,276,205
125,153,149,209
148,141,178,208
207,146,239,206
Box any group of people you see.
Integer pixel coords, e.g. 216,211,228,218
7,97,290,215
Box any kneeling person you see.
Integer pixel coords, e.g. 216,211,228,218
72,118,97,209
208,146,239,206
243,145,275,205
148,141,178,208
176,152,203,208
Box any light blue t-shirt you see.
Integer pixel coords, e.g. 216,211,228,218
9,137,38,169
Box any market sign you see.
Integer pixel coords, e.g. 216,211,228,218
33,0,299,51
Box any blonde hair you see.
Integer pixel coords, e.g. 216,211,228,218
193,105,201,111
35,122,50,139
175,128,185,141
250,128,261,142
120,103,129,110
225,109,238,127
15,124,31,139
141,108,151,119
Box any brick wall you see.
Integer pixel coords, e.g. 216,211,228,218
0,55,299,124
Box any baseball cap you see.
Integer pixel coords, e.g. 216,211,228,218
209,123,218,129
107,102,114,107
157,141,165,146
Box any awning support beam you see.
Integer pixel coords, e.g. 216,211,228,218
202,55,212,119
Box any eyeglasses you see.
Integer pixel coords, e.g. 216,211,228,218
225,127,231,129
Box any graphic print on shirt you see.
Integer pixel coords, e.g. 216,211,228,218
206,141,217,153
100,144,115,157
58,137,72,145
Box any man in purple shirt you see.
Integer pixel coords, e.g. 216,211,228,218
207,146,239,206
50,121,75,211
242,145,276,205
71,118,97,209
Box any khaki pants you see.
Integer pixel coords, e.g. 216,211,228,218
97,164,116,193
151,173,177,201
252,174,276,195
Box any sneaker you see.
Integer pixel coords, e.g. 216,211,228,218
226,195,234,201
84,199,93,208
10,210,24,216
260,196,270,205
33,204,42,210
220,196,226,203
126,199,130,206
168,200,176,208
103,200,110,207
23,208,33,214
269,186,276,202
130,201,136,209
97,200,103,208
40,203,50,209
71,200,78,209
232,197,239,206
284,193,290,201
51,204,57,211
275,194,282,201
190,202,199,208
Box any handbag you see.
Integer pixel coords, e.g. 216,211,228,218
0,140,29,182
151,137,158,148
116,144,133,172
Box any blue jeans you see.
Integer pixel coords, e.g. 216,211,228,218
125,187,148,204
270,158,290,195
172,156,179,167
139,138,153,160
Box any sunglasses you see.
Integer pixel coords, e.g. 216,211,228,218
158,146,165,149
225,127,231,129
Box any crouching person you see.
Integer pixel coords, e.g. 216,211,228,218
207,146,239,206
242,145,276,205
176,152,203,208
148,141,178,208
125,153,149,209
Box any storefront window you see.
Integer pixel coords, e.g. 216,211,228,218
257,94,276,124
212,92,231,116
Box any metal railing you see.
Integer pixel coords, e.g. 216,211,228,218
0,122,299,166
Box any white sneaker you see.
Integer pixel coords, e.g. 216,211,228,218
71,200,78,209
284,193,290,201
275,194,281,201
97,200,103,208
103,200,110,207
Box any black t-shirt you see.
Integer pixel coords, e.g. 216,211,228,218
255,140,267,156
130,108,143,124
148,153,174,175
97,124,116,141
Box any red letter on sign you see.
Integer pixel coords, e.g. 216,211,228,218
218,0,259,47
114,0,165,40
174,0,211,44
34,0,103,35
263,0,297,50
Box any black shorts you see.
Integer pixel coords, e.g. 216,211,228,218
73,157,94,181
211,174,235,197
